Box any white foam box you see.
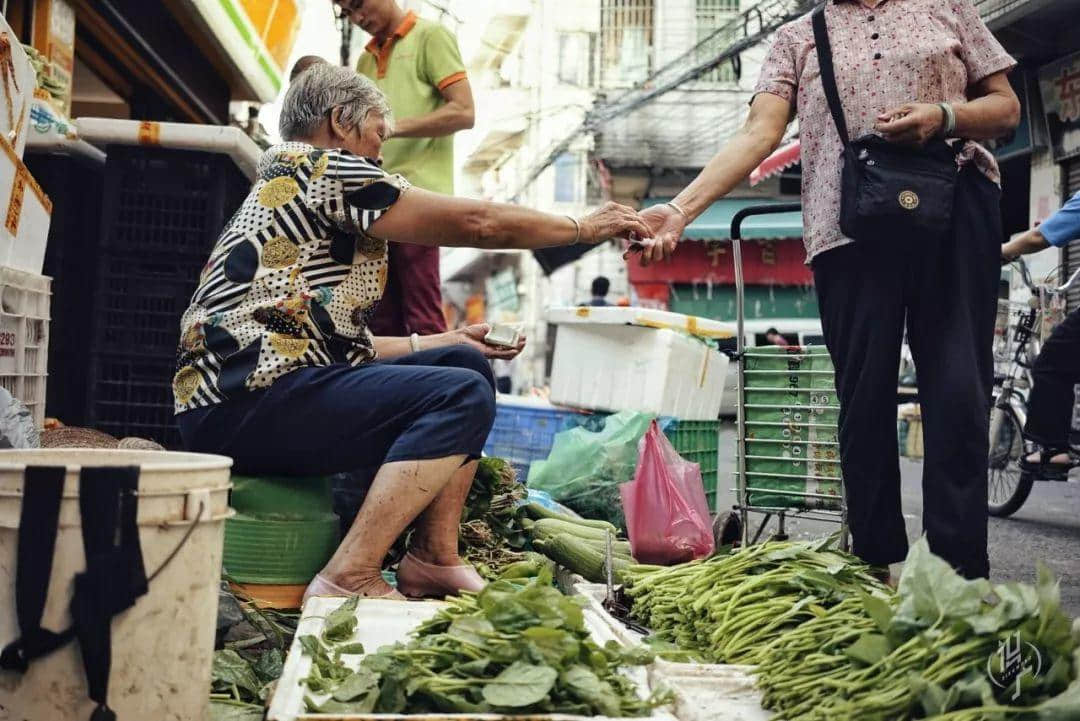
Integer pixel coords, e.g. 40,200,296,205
268,596,678,721
0,134,52,274
0,13,35,158
547,307,733,421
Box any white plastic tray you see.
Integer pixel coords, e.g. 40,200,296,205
569,584,770,721
267,596,678,721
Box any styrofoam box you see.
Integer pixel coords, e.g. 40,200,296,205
0,266,50,428
0,13,35,158
268,596,678,721
547,307,732,420
0,138,52,275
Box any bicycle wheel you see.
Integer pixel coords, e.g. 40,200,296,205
987,402,1033,517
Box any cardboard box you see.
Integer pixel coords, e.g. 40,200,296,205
31,0,75,118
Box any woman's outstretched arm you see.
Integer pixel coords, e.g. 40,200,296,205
370,193,653,251
632,92,793,265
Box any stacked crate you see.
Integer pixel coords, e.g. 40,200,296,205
85,147,249,446
741,346,843,510
0,267,51,428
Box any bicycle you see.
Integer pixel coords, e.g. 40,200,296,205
987,258,1080,517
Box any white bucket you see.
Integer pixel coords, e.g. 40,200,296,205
0,449,233,721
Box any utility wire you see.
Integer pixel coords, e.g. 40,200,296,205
510,0,817,200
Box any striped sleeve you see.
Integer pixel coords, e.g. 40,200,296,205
320,150,409,233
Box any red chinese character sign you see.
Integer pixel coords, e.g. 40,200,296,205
627,237,812,308
1039,51,1080,161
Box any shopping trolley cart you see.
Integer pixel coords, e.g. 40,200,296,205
728,203,850,549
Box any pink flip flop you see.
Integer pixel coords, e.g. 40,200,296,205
396,552,486,599
301,573,405,607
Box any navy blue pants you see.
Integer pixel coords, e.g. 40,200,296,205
812,168,1002,579
177,345,497,476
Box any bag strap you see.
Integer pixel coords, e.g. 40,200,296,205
0,466,76,672
71,465,148,721
812,5,850,147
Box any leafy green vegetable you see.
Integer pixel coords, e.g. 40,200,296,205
211,650,262,699
208,700,264,721
294,566,670,716
322,597,359,643
332,668,379,702
481,661,558,707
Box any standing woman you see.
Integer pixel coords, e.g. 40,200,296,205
635,0,1019,579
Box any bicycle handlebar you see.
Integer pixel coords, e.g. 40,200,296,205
1055,266,1080,294
1009,257,1078,295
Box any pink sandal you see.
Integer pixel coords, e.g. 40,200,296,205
301,573,405,607
396,552,486,599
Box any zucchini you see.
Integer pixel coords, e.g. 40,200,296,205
521,503,619,533
534,533,631,583
530,518,612,541
579,538,634,557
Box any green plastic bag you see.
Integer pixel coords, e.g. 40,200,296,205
527,411,655,530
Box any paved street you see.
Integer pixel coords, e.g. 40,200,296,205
715,423,1080,618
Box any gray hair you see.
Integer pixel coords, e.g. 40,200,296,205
279,63,393,140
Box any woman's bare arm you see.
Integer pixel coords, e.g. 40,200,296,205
369,192,652,250
634,92,793,264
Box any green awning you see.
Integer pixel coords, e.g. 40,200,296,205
650,197,803,240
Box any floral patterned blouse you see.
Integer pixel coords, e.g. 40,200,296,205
173,143,408,413
753,0,1016,261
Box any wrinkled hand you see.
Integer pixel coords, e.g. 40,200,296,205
874,103,945,146
455,324,526,360
578,202,654,245
624,204,685,266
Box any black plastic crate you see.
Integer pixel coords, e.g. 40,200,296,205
86,352,181,448
100,146,249,258
92,253,202,357
26,152,105,426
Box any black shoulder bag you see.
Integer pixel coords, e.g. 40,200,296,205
812,5,960,242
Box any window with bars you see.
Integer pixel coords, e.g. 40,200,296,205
599,0,654,87
696,0,740,84
554,153,584,204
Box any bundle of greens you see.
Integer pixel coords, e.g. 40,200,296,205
621,538,887,664
755,538,1080,721
459,458,529,579
210,584,299,720
300,568,672,716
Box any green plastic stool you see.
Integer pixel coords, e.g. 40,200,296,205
224,474,339,585
224,512,340,585
229,474,334,520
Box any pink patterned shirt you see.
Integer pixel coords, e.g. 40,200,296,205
753,0,1015,261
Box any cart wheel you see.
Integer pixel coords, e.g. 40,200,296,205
713,511,742,549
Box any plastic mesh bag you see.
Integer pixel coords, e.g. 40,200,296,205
527,411,654,529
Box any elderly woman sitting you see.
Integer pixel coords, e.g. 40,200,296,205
173,64,648,603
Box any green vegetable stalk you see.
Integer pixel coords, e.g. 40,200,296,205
622,538,887,665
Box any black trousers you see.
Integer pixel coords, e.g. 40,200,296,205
1025,307,1080,449
812,168,1002,579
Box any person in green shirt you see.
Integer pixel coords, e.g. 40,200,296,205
335,0,475,336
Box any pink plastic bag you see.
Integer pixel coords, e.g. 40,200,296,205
620,421,715,564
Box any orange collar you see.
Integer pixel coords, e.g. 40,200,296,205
365,10,418,78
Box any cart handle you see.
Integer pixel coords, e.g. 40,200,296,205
730,203,803,241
